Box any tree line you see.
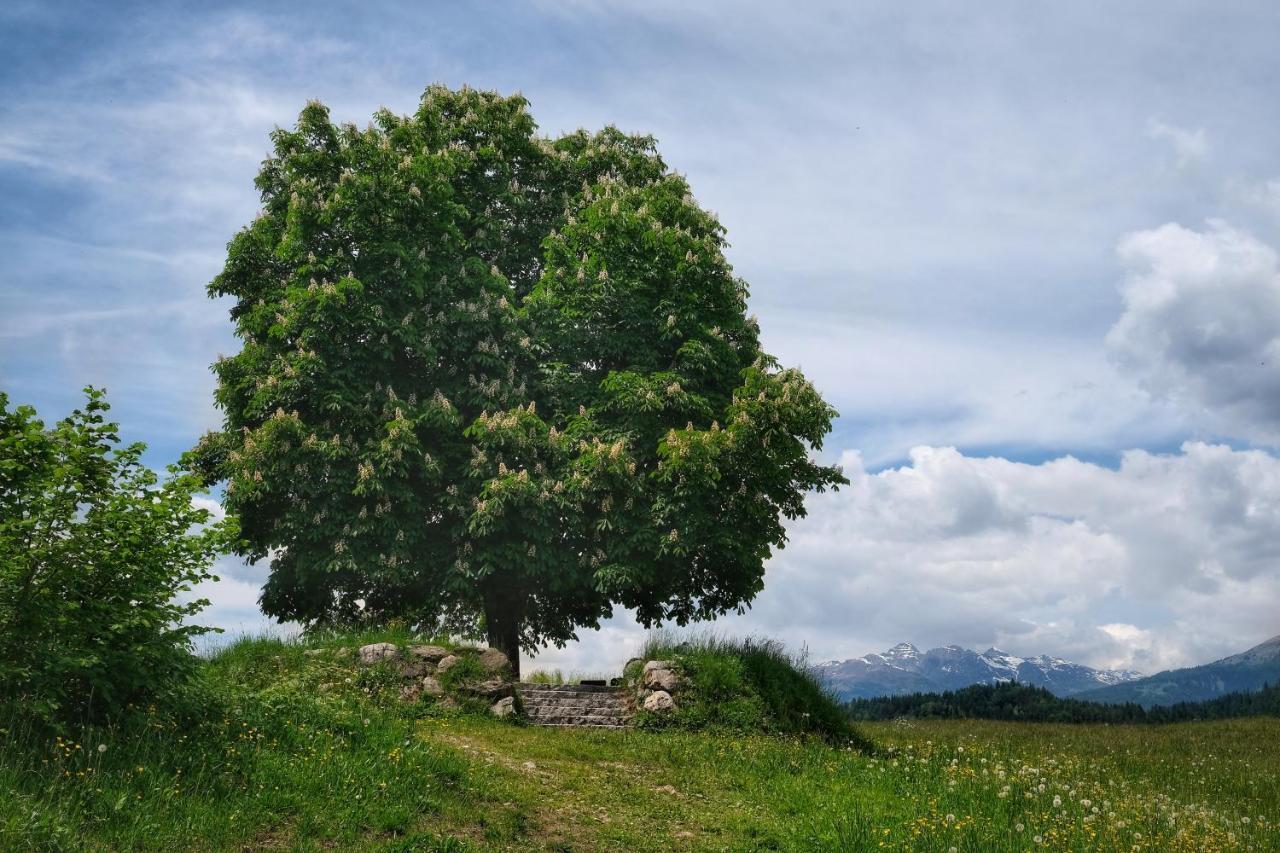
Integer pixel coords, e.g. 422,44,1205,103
843,680,1280,724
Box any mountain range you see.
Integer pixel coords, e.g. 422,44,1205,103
813,642,1143,701
1074,634,1280,707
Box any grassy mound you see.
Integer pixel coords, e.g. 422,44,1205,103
632,633,868,746
0,633,521,850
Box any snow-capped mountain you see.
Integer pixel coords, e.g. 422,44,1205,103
813,642,1144,701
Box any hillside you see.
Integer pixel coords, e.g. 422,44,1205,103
3,633,1278,850
814,642,1142,700
1077,635,1280,707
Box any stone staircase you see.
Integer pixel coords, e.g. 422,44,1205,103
518,683,632,729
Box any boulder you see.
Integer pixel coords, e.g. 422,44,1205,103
490,696,515,718
643,667,680,693
398,661,430,679
332,647,353,659
460,678,513,699
420,676,444,696
642,660,674,676
436,654,460,673
409,644,450,662
358,642,401,665
303,648,326,658
643,690,675,712
478,648,510,672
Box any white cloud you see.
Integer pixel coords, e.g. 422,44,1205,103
526,442,1280,676
1145,119,1209,169
1107,221,1280,443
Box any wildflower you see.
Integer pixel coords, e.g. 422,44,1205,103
97,744,107,754
1053,796,1062,808
1015,823,1025,832
1033,835,1043,844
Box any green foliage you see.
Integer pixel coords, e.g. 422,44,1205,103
193,85,845,663
0,388,229,725
635,633,866,745
845,680,1280,724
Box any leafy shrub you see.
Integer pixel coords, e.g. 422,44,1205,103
0,388,230,725
635,632,869,746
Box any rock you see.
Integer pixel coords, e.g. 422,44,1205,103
460,678,513,698
654,784,678,794
478,648,510,672
332,647,353,659
399,683,421,701
436,654,460,673
409,644,450,662
643,667,680,692
358,642,401,665
643,690,675,711
642,660,674,676
398,661,430,679
303,648,326,658
420,676,444,696
490,696,515,718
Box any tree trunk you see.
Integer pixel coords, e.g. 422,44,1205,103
483,586,522,681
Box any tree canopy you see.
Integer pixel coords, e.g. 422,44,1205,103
193,85,844,672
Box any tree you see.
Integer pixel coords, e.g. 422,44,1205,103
0,388,227,723
193,86,844,676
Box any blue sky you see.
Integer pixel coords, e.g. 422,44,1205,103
3,1,1279,674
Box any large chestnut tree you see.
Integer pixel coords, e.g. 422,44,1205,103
194,86,844,675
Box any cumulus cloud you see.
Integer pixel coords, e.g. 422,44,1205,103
525,442,1280,675
1106,221,1280,442
1145,119,1209,169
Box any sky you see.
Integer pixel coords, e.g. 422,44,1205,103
3,1,1279,676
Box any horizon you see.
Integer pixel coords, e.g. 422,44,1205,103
3,1,1279,676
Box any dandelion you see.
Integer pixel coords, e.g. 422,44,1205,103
945,814,956,823
1033,835,1043,844
1015,823,1025,832
97,744,107,754
1053,796,1063,808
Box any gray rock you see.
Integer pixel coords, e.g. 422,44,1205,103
460,678,513,698
398,661,430,679
490,696,515,718
420,676,444,696
303,648,326,657
436,654,460,673
643,667,680,692
643,690,675,712
479,648,510,672
358,642,401,665
332,647,353,659
409,644,450,662
643,660,674,676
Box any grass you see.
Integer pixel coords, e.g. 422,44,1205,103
635,631,858,743
2,634,1277,850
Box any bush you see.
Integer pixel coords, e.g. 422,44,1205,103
0,388,230,725
635,632,869,747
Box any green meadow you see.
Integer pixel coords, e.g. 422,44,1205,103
2,636,1275,851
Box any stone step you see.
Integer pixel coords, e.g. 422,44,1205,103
525,707,628,720
525,714,630,727
517,683,634,728
519,691,629,701
520,690,627,702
